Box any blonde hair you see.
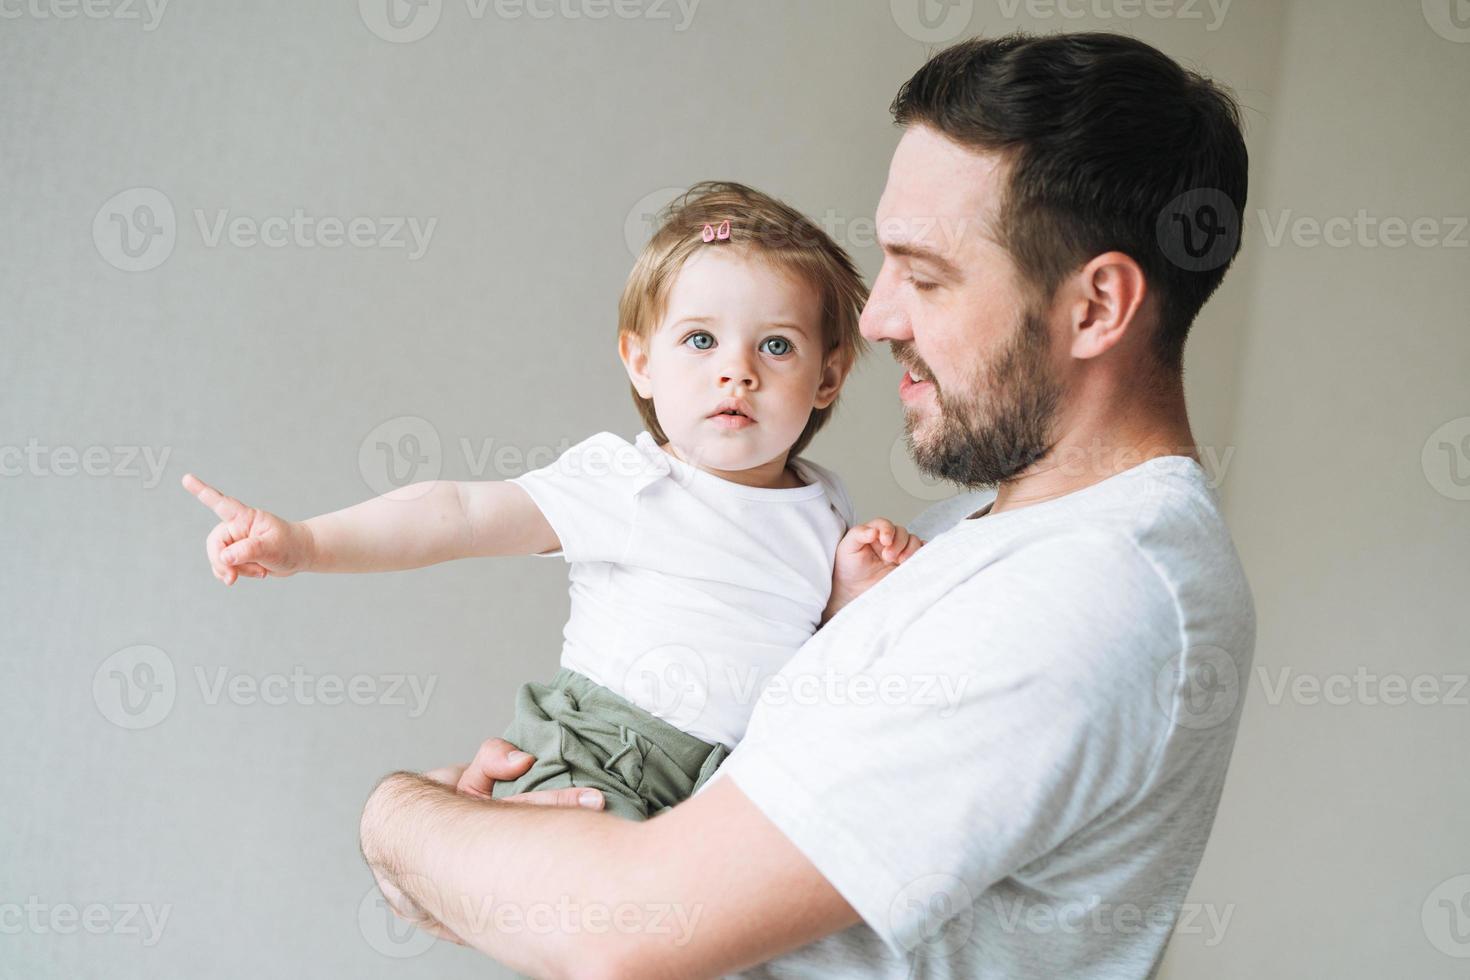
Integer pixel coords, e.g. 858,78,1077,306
619,181,869,460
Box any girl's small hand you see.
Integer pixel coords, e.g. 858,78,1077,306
825,518,924,622
182,473,315,585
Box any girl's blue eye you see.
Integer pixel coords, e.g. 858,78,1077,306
685,332,715,350
761,337,793,356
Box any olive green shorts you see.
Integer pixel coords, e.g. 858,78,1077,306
490,668,730,822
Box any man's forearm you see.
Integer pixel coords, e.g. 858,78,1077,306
360,770,858,979
359,772,654,979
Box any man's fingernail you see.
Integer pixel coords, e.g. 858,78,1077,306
578,790,603,808
508,751,532,763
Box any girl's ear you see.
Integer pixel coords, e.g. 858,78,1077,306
619,331,654,398
812,346,848,410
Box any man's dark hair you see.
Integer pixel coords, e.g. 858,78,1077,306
891,32,1249,371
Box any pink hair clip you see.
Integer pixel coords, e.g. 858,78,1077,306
701,220,732,243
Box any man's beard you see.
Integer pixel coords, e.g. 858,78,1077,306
898,306,1062,488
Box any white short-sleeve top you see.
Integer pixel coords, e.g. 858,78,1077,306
507,429,855,748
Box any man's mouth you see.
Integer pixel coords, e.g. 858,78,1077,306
899,364,935,401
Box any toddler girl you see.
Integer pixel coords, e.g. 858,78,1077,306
183,181,923,821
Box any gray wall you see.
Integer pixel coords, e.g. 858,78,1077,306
1,1,1462,977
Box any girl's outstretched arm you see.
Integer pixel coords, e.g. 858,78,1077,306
182,473,559,584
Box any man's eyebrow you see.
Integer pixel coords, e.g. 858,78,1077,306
882,241,964,280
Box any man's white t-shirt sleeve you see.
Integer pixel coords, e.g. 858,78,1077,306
717,531,1182,956
506,431,651,564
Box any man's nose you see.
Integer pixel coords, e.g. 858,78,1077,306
860,267,913,343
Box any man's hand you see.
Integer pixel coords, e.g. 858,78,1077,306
823,518,924,624
181,473,316,585
448,737,606,811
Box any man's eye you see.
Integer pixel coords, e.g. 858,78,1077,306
683,332,715,350
760,337,793,356
907,275,938,292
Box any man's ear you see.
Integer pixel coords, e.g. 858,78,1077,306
619,331,654,398
812,347,847,411
1065,252,1148,361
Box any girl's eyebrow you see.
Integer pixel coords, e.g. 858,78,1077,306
670,316,812,338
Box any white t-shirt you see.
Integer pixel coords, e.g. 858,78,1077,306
707,455,1256,978
508,430,856,749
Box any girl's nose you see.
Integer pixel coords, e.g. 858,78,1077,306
719,355,757,389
